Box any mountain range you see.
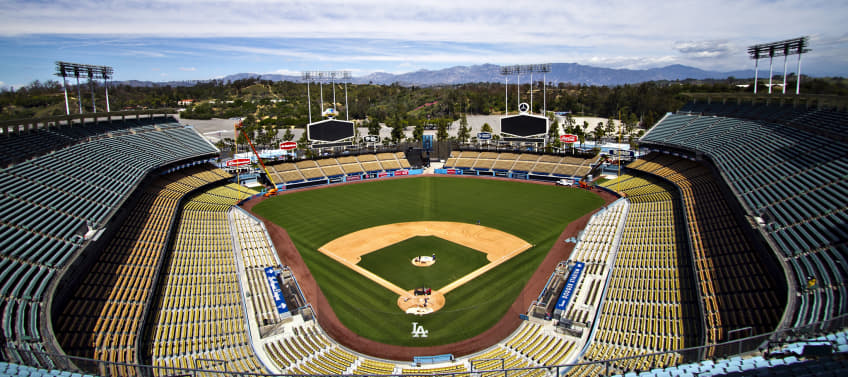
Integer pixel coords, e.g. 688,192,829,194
125,63,755,87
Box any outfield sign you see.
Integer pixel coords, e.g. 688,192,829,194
554,262,585,312
264,267,290,315
364,135,380,143
395,170,409,176
477,132,492,140
378,172,390,178
279,141,297,150
347,174,361,181
226,158,251,167
560,134,578,143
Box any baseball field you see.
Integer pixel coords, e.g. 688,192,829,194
252,176,604,346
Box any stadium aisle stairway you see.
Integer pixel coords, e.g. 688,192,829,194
149,183,266,376
53,165,229,376
567,175,700,376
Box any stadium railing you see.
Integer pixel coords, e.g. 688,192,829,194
4,313,844,377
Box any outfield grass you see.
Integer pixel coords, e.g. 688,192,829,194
358,236,489,291
252,176,604,346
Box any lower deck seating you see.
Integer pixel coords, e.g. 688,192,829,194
54,165,230,376
268,153,413,184
149,184,265,376
568,175,699,376
444,152,598,178
629,153,783,349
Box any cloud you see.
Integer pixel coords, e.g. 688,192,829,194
179,67,196,72
673,40,732,59
269,68,301,76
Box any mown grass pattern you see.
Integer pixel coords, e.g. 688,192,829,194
253,177,604,346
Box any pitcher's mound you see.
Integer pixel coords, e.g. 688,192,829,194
397,289,445,315
411,255,435,267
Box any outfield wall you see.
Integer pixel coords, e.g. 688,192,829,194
435,168,584,183
269,168,424,191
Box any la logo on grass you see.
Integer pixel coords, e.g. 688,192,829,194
411,322,429,338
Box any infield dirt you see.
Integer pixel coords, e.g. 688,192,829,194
318,221,532,312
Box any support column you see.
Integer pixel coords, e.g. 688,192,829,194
753,59,759,94
768,55,774,94
796,53,803,95
61,76,70,115
104,77,111,112
90,75,97,113
75,74,83,114
516,73,520,110
530,72,533,113
504,77,508,115
306,80,312,123
543,73,547,115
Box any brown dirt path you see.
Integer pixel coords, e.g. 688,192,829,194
241,176,618,361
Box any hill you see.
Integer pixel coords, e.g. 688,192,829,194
121,63,754,88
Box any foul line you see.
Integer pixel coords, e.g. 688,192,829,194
318,247,409,297
439,242,532,294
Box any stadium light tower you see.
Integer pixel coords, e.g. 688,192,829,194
302,70,353,122
500,64,550,114
55,61,113,115
747,37,810,95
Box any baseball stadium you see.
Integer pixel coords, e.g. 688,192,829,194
1,62,847,377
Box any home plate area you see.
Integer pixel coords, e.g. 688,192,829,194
317,221,532,315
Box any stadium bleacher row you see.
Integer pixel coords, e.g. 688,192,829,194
54,165,231,376
268,152,411,183
628,153,784,348
230,208,291,330
615,329,848,377
0,117,218,370
679,101,847,137
561,199,629,328
444,151,597,177
567,175,699,376
149,184,266,376
641,112,847,328
0,116,185,167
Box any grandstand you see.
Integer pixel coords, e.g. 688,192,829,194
266,152,410,186
148,184,264,376
566,175,699,376
444,151,597,178
0,111,220,370
0,97,847,377
641,106,847,330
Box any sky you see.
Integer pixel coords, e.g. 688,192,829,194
0,0,846,89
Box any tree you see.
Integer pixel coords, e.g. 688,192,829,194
564,114,576,134
367,119,381,136
481,122,493,133
437,119,449,140
297,130,309,150
391,123,405,143
457,114,470,142
548,116,561,148
283,126,294,141
413,123,424,142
